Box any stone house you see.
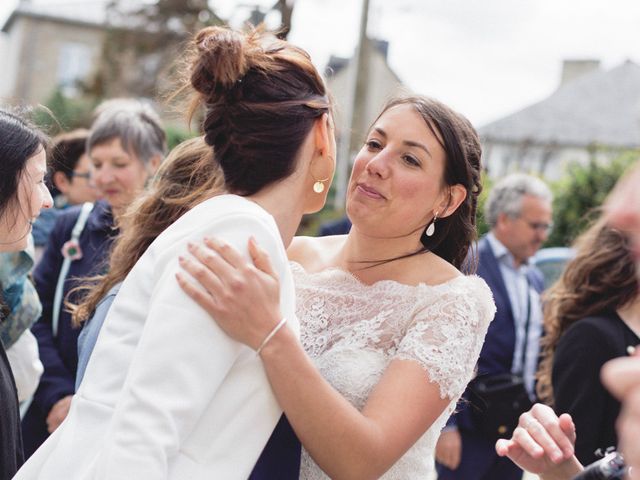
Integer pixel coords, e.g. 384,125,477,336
1,0,107,104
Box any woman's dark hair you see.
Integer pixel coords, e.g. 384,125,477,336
366,96,482,271
50,129,90,179
185,25,331,196
0,108,48,224
536,214,638,405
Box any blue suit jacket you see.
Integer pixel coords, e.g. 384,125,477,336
448,235,544,432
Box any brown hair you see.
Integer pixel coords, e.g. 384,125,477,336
184,25,331,196
536,214,639,404
364,95,483,271
49,129,90,179
71,137,223,326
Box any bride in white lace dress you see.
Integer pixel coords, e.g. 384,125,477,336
178,95,495,478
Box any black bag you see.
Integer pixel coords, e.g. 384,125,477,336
467,278,535,442
467,373,533,442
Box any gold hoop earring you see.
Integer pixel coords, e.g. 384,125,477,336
311,154,333,193
312,176,330,193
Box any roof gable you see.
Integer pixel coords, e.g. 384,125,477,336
479,61,640,148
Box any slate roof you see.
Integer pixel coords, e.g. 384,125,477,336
479,60,640,149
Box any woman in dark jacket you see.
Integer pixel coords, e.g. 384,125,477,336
0,108,53,478
536,214,640,465
21,102,166,457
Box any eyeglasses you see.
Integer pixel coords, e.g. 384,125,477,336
519,217,553,233
70,171,91,180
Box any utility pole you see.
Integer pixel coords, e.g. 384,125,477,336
333,0,370,209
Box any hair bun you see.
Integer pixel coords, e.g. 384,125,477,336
191,26,249,97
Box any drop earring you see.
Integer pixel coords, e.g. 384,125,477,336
425,212,439,237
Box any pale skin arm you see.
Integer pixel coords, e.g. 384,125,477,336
176,237,452,479
495,403,583,480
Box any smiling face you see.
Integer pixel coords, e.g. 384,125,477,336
89,137,150,216
346,103,453,243
0,148,53,251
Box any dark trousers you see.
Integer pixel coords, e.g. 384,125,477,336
436,429,523,480
249,414,301,479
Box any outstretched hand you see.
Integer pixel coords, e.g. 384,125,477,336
495,404,582,479
176,236,283,351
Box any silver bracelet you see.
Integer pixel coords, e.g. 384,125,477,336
256,318,287,355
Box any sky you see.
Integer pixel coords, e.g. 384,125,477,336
2,0,640,126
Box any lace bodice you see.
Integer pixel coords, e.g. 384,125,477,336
292,262,495,479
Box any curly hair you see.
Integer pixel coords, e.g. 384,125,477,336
536,214,639,405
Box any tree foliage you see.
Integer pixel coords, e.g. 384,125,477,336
547,152,638,246
84,0,223,100
32,89,98,133
476,172,493,238
87,1,297,100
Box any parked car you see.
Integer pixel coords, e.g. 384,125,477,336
533,247,575,290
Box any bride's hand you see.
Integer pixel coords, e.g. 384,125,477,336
176,236,283,351
495,404,582,480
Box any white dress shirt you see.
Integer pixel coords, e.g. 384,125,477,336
486,233,542,399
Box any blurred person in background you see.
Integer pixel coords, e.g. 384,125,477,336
536,214,639,465
31,129,99,261
21,101,166,458
602,160,640,476
496,161,640,479
436,173,553,480
0,108,53,478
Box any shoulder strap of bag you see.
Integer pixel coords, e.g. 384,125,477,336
51,202,94,338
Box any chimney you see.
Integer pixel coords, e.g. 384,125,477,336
560,59,601,86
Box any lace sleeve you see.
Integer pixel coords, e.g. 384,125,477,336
393,276,495,400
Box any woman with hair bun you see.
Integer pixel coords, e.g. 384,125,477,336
15,25,336,479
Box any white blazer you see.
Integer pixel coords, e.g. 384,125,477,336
16,195,299,479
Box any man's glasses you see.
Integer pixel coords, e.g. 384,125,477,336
519,217,553,233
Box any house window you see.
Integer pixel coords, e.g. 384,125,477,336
57,42,92,96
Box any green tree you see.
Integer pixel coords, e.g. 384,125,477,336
547,152,638,246
32,89,98,133
86,0,224,100
165,125,196,151
476,172,493,238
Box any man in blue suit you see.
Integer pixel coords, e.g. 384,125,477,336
436,173,553,480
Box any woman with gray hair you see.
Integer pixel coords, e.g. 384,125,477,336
21,100,165,457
